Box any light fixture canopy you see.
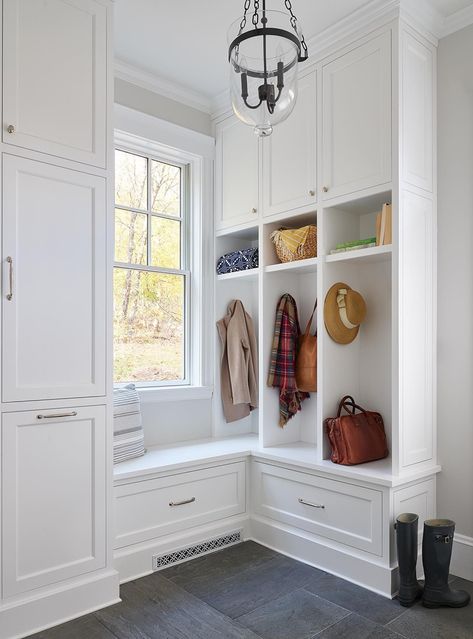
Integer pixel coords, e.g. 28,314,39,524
228,0,308,137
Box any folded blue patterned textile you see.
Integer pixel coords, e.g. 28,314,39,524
216,247,258,274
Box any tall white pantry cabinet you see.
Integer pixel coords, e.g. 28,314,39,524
0,2,118,638
214,9,439,594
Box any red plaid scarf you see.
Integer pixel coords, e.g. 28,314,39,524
267,294,310,427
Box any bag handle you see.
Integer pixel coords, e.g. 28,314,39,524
303,299,318,337
337,395,367,417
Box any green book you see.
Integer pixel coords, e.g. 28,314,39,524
336,237,377,249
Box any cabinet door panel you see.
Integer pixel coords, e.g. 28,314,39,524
2,155,106,402
2,406,107,596
322,32,391,200
3,0,107,167
263,70,317,216
216,117,259,229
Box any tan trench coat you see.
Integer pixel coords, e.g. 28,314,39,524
216,300,258,423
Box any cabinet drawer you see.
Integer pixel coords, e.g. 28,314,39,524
115,462,246,548
252,462,383,556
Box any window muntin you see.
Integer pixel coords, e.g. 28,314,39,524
113,149,189,385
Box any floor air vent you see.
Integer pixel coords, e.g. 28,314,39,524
152,530,242,570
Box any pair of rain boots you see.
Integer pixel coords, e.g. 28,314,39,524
395,514,470,608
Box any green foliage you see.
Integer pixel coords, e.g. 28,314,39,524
113,150,185,383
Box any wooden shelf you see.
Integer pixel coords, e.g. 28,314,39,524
325,244,392,264
264,257,319,274
216,268,259,282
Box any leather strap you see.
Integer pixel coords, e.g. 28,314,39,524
337,395,368,417
303,299,317,337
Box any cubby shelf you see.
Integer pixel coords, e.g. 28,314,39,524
325,244,392,264
264,257,319,274
216,269,259,282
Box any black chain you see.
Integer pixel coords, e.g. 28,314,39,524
239,0,251,32
252,0,260,27
284,0,308,57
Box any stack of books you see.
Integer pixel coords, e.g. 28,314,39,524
376,203,392,246
329,237,377,255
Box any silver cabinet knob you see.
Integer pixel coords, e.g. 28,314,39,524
309,190,315,197
251,207,257,214
322,186,329,193
7,124,15,134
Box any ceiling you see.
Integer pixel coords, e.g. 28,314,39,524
114,0,473,101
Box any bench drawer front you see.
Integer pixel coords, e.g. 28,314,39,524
252,462,383,556
115,462,246,548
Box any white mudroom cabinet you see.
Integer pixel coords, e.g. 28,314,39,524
2,0,108,167
212,11,438,596
0,1,117,638
2,156,107,402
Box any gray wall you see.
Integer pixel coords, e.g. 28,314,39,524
115,78,212,136
437,24,473,538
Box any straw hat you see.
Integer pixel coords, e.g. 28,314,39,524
324,282,367,344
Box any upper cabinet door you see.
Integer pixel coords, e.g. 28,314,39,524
262,69,317,217
3,0,107,168
2,155,107,403
322,32,392,201
216,116,259,229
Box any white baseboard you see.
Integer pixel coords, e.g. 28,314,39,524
451,533,473,582
248,516,395,598
0,569,120,639
114,515,251,583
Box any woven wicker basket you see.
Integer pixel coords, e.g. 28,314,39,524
270,225,317,263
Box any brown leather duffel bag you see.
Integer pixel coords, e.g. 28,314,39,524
296,300,317,392
325,395,389,465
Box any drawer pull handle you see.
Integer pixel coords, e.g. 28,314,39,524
6,256,13,301
169,497,196,507
299,497,325,509
37,411,78,420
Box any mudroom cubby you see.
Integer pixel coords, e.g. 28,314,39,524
322,191,393,259
321,258,393,463
261,268,318,448
262,211,318,267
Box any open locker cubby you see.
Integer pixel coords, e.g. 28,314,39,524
261,268,318,448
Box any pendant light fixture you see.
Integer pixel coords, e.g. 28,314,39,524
228,0,308,137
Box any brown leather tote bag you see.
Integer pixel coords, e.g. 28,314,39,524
296,300,317,392
325,395,389,465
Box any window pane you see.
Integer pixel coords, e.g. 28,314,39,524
151,217,181,269
115,209,147,265
115,150,148,210
151,160,180,216
114,268,185,383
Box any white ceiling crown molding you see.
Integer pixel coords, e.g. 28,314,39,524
441,3,473,38
115,59,212,115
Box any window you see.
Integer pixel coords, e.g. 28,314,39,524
114,148,189,385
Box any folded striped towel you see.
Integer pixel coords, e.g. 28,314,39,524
113,384,146,464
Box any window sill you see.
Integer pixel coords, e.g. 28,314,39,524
136,385,213,403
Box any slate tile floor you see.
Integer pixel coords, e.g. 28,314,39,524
29,542,473,639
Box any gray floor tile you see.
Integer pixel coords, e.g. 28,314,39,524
387,577,473,639
304,573,401,625
314,612,406,638
181,554,326,619
237,588,349,639
126,573,263,638
161,541,277,586
28,615,119,639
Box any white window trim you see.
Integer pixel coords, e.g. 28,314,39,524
114,105,215,401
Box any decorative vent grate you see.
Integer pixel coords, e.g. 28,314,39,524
152,530,242,570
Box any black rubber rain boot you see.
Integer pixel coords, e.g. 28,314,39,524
422,519,471,608
395,513,423,607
